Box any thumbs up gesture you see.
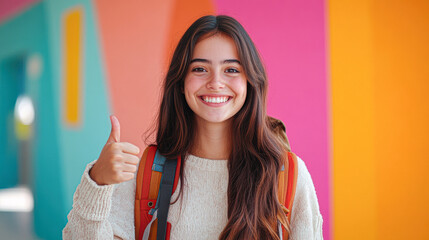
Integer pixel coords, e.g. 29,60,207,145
89,115,140,185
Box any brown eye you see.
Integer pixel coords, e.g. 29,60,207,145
192,67,206,72
225,68,239,73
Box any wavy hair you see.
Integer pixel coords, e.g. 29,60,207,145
155,15,289,239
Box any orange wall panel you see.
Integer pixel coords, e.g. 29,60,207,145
373,1,429,239
163,0,215,70
94,0,215,151
94,0,174,150
330,0,429,239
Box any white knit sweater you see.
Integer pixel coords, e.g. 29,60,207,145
63,154,323,240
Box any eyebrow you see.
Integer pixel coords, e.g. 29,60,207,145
190,58,241,65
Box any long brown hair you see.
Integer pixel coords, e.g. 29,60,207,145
155,15,289,239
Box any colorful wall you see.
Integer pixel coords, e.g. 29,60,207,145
0,0,428,239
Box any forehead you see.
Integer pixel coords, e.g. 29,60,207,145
192,33,240,60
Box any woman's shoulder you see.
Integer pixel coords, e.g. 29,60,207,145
295,156,316,191
293,155,320,206
290,155,324,239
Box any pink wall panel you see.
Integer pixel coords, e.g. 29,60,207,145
214,1,331,239
0,0,39,23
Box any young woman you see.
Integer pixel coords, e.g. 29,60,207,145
63,15,323,239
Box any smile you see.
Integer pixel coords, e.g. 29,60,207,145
199,95,232,104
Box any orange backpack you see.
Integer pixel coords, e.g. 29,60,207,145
134,145,298,240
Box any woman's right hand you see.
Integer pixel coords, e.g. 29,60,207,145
89,115,141,185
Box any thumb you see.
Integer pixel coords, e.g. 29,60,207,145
107,115,120,143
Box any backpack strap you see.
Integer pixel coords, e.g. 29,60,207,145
156,158,178,240
135,146,152,240
135,145,181,240
278,151,299,239
285,152,298,221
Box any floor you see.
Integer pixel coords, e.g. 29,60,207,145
0,186,41,240
0,211,41,240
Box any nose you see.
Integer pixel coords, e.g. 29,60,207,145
206,72,225,90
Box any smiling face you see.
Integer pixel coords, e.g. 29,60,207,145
184,33,247,126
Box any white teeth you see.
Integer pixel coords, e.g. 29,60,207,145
202,96,229,103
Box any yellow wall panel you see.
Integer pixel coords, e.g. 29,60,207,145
328,0,377,239
63,7,82,126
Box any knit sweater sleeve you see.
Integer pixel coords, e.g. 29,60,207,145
62,161,136,240
289,157,324,240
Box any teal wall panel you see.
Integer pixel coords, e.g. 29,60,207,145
1,0,111,238
0,58,21,188
0,2,65,240
43,0,111,211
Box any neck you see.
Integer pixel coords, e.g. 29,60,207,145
190,118,232,160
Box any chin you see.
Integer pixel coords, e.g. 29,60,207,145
199,115,233,124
